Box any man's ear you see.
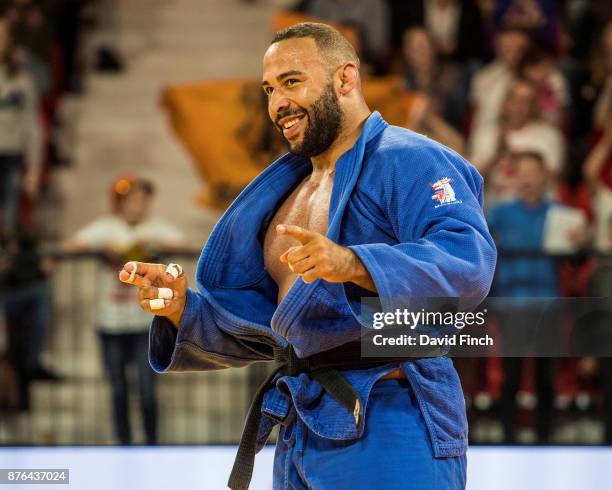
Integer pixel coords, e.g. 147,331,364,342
337,62,359,95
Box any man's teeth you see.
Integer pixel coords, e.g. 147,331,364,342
283,118,300,129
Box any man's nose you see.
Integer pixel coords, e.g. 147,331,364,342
270,94,291,121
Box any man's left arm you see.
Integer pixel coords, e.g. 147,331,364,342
277,147,497,313
349,150,497,313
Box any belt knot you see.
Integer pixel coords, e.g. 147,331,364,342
274,345,310,376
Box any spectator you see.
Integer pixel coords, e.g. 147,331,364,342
488,152,563,298
65,176,185,445
559,18,612,190
592,21,612,132
402,26,471,131
469,78,565,206
0,225,57,411
406,93,466,155
486,152,563,443
519,46,568,127
5,0,52,95
583,118,612,253
5,0,52,64
0,16,42,240
388,0,487,63
494,0,561,50
470,26,530,132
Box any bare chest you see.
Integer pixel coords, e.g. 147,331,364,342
263,175,333,302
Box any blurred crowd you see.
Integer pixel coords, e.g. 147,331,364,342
1,0,612,446
0,0,134,441
0,0,90,414
0,0,124,245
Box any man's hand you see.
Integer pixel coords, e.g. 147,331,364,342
118,261,187,328
277,224,376,291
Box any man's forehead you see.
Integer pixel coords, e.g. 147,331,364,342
262,38,323,77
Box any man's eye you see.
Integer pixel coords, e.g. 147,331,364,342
285,79,299,87
264,87,273,95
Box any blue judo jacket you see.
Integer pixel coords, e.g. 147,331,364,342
149,111,497,458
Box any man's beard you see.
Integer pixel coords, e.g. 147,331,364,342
279,81,343,158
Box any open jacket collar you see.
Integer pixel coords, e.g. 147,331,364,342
194,111,387,342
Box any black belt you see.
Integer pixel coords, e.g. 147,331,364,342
227,341,420,490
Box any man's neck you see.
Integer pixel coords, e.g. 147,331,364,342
309,109,371,180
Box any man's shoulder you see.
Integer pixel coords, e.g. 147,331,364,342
365,124,474,176
357,125,483,206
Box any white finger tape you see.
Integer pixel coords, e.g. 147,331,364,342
157,288,174,300
165,263,183,280
126,261,137,282
149,298,165,310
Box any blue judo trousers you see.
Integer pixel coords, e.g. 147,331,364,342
148,112,497,489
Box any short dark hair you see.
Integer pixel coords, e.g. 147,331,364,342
271,22,359,71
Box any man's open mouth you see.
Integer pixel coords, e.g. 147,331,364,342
278,113,306,139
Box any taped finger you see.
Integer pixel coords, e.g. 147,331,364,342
126,261,138,283
119,261,153,288
165,263,183,280
149,298,167,310
157,288,174,300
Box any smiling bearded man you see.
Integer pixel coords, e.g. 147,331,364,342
119,23,496,490
274,77,343,158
